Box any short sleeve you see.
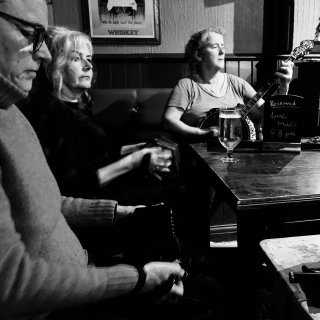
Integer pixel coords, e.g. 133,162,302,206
167,79,192,112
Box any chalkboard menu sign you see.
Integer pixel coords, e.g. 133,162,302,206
263,95,304,152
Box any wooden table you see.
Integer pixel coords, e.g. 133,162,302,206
260,235,320,320
188,142,320,319
189,142,320,243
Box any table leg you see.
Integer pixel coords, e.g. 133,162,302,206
237,211,267,320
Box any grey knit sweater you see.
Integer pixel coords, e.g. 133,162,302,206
0,73,139,319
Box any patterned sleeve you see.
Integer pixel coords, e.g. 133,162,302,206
0,177,138,318
61,196,117,228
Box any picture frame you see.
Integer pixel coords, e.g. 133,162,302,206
82,0,160,45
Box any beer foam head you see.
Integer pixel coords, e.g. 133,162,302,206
219,113,241,118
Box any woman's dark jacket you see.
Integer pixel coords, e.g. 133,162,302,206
19,90,119,198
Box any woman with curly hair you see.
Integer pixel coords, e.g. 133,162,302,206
163,27,293,142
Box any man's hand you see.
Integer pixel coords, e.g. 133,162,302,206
275,60,294,94
115,204,145,223
156,278,184,304
141,261,185,298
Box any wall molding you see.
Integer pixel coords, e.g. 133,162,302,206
92,53,290,89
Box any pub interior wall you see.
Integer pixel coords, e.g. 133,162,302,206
46,1,319,94
50,0,264,54
293,0,320,49
49,0,320,55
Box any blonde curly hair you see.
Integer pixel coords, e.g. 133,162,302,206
44,25,94,100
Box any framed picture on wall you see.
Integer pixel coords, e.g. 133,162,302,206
82,0,160,44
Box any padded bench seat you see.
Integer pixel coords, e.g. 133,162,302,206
91,88,173,145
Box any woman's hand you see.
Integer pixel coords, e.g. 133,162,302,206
203,126,219,138
148,147,173,174
275,60,294,94
130,146,173,174
120,142,147,156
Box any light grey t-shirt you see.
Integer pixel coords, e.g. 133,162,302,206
167,73,257,126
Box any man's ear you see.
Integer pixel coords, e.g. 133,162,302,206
194,50,202,62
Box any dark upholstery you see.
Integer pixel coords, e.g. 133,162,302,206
136,88,172,126
91,88,172,145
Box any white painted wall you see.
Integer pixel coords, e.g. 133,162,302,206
92,0,264,55
293,0,320,49
51,0,264,54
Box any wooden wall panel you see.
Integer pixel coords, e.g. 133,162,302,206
140,62,158,88
94,60,112,88
93,55,190,88
92,54,292,90
140,60,188,88
111,62,128,88
126,62,143,88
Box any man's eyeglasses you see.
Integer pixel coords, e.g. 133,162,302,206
0,10,47,53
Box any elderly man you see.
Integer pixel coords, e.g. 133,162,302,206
0,1,186,319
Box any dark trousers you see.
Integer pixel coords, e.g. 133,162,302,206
97,165,213,261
